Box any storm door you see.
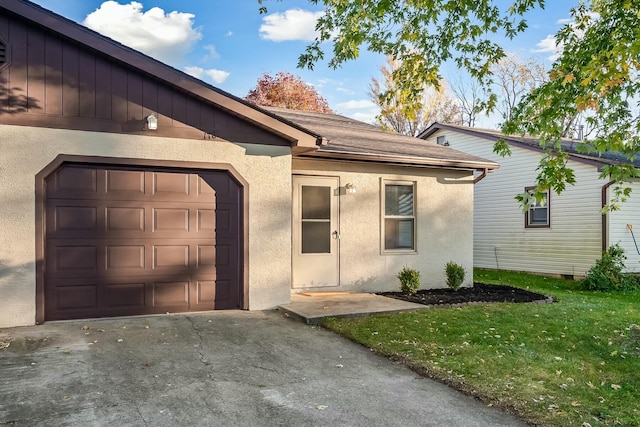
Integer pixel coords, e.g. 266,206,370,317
292,176,340,288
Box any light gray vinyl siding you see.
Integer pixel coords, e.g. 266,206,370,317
607,181,640,272
427,129,605,276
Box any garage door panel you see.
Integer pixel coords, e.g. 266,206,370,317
195,280,215,305
107,207,146,232
47,243,98,275
197,176,216,195
105,282,146,308
197,209,215,232
47,167,98,199
53,206,98,232
44,165,243,321
106,245,146,271
152,281,189,306
52,283,98,311
153,245,189,269
153,208,189,232
106,169,146,194
197,245,216,267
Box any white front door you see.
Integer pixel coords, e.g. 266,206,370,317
292,175,340,288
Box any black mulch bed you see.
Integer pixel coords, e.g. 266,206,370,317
379,282,552,306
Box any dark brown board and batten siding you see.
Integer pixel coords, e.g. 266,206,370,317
0,7,291,145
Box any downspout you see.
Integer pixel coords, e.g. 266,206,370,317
473,168,489,184
601,180,615,252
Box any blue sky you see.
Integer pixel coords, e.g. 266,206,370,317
31,0,577,125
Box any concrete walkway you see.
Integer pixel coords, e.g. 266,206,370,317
0,311,529,426
279,292,426,324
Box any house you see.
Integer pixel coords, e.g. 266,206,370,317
419,122,640,278
0,0,498,328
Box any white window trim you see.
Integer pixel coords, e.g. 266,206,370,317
381,179,417,254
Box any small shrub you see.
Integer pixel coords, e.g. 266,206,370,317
445,261,466,290
582,244,638,291
398,266,420,295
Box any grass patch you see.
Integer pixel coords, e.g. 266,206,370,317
323,269,640,427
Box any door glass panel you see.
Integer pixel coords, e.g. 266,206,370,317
302,222,331,253
302,186,331,219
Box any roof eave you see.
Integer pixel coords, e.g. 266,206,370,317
421,123,619,169
296,149,499,172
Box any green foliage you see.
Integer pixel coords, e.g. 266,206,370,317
444,261,466,290
261,0,640,211
272,0,543,109
324,269,640,427
503,0,640,210
582,244,639,291
397,266,420,295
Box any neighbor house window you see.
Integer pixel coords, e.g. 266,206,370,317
525,186,550,228
436,135,448,146
382,181,416,251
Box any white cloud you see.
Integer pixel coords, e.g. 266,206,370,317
225,31,233,37
203,44,220,60
83,1,201,64
556,17,574,25
533,34,562,61
348,111,378,124
335,99,379,124
259,9,323,41
534,12,600,62
184,66,230,84
336,87,356,95
336,100,378,110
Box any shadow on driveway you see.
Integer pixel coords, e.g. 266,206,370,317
0,310,528,426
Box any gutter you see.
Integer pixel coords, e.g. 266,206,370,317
297,150,499,172
601,180,615,251
473,168,490,184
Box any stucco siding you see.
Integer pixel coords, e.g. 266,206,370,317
427,129,604,277
293,159,474,292
607,181,640,272
0,124,292,327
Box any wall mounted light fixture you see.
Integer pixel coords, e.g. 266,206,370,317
146,114,158,130
345,183,356,194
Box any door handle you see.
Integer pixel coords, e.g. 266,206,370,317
332,230,340,240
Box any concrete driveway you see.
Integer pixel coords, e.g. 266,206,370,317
0,311,528,426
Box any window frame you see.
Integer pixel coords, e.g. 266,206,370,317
524,186,551,228
381,179,417,253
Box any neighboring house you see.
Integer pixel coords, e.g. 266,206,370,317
0,0,497,328
419,122,640,278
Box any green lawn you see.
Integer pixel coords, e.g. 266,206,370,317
323,269,640,427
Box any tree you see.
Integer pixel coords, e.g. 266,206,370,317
370,58,460,136
257,0,640,210
245,71,333,113
502,1,640,210
450,77,487,128
272,0,544,111
491,53,547,123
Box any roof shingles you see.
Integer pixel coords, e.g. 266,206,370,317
266,107,498,171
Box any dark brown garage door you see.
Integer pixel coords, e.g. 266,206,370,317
44,164,243,321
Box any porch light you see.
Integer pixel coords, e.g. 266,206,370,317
146,114,158,130
345,183,356,194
